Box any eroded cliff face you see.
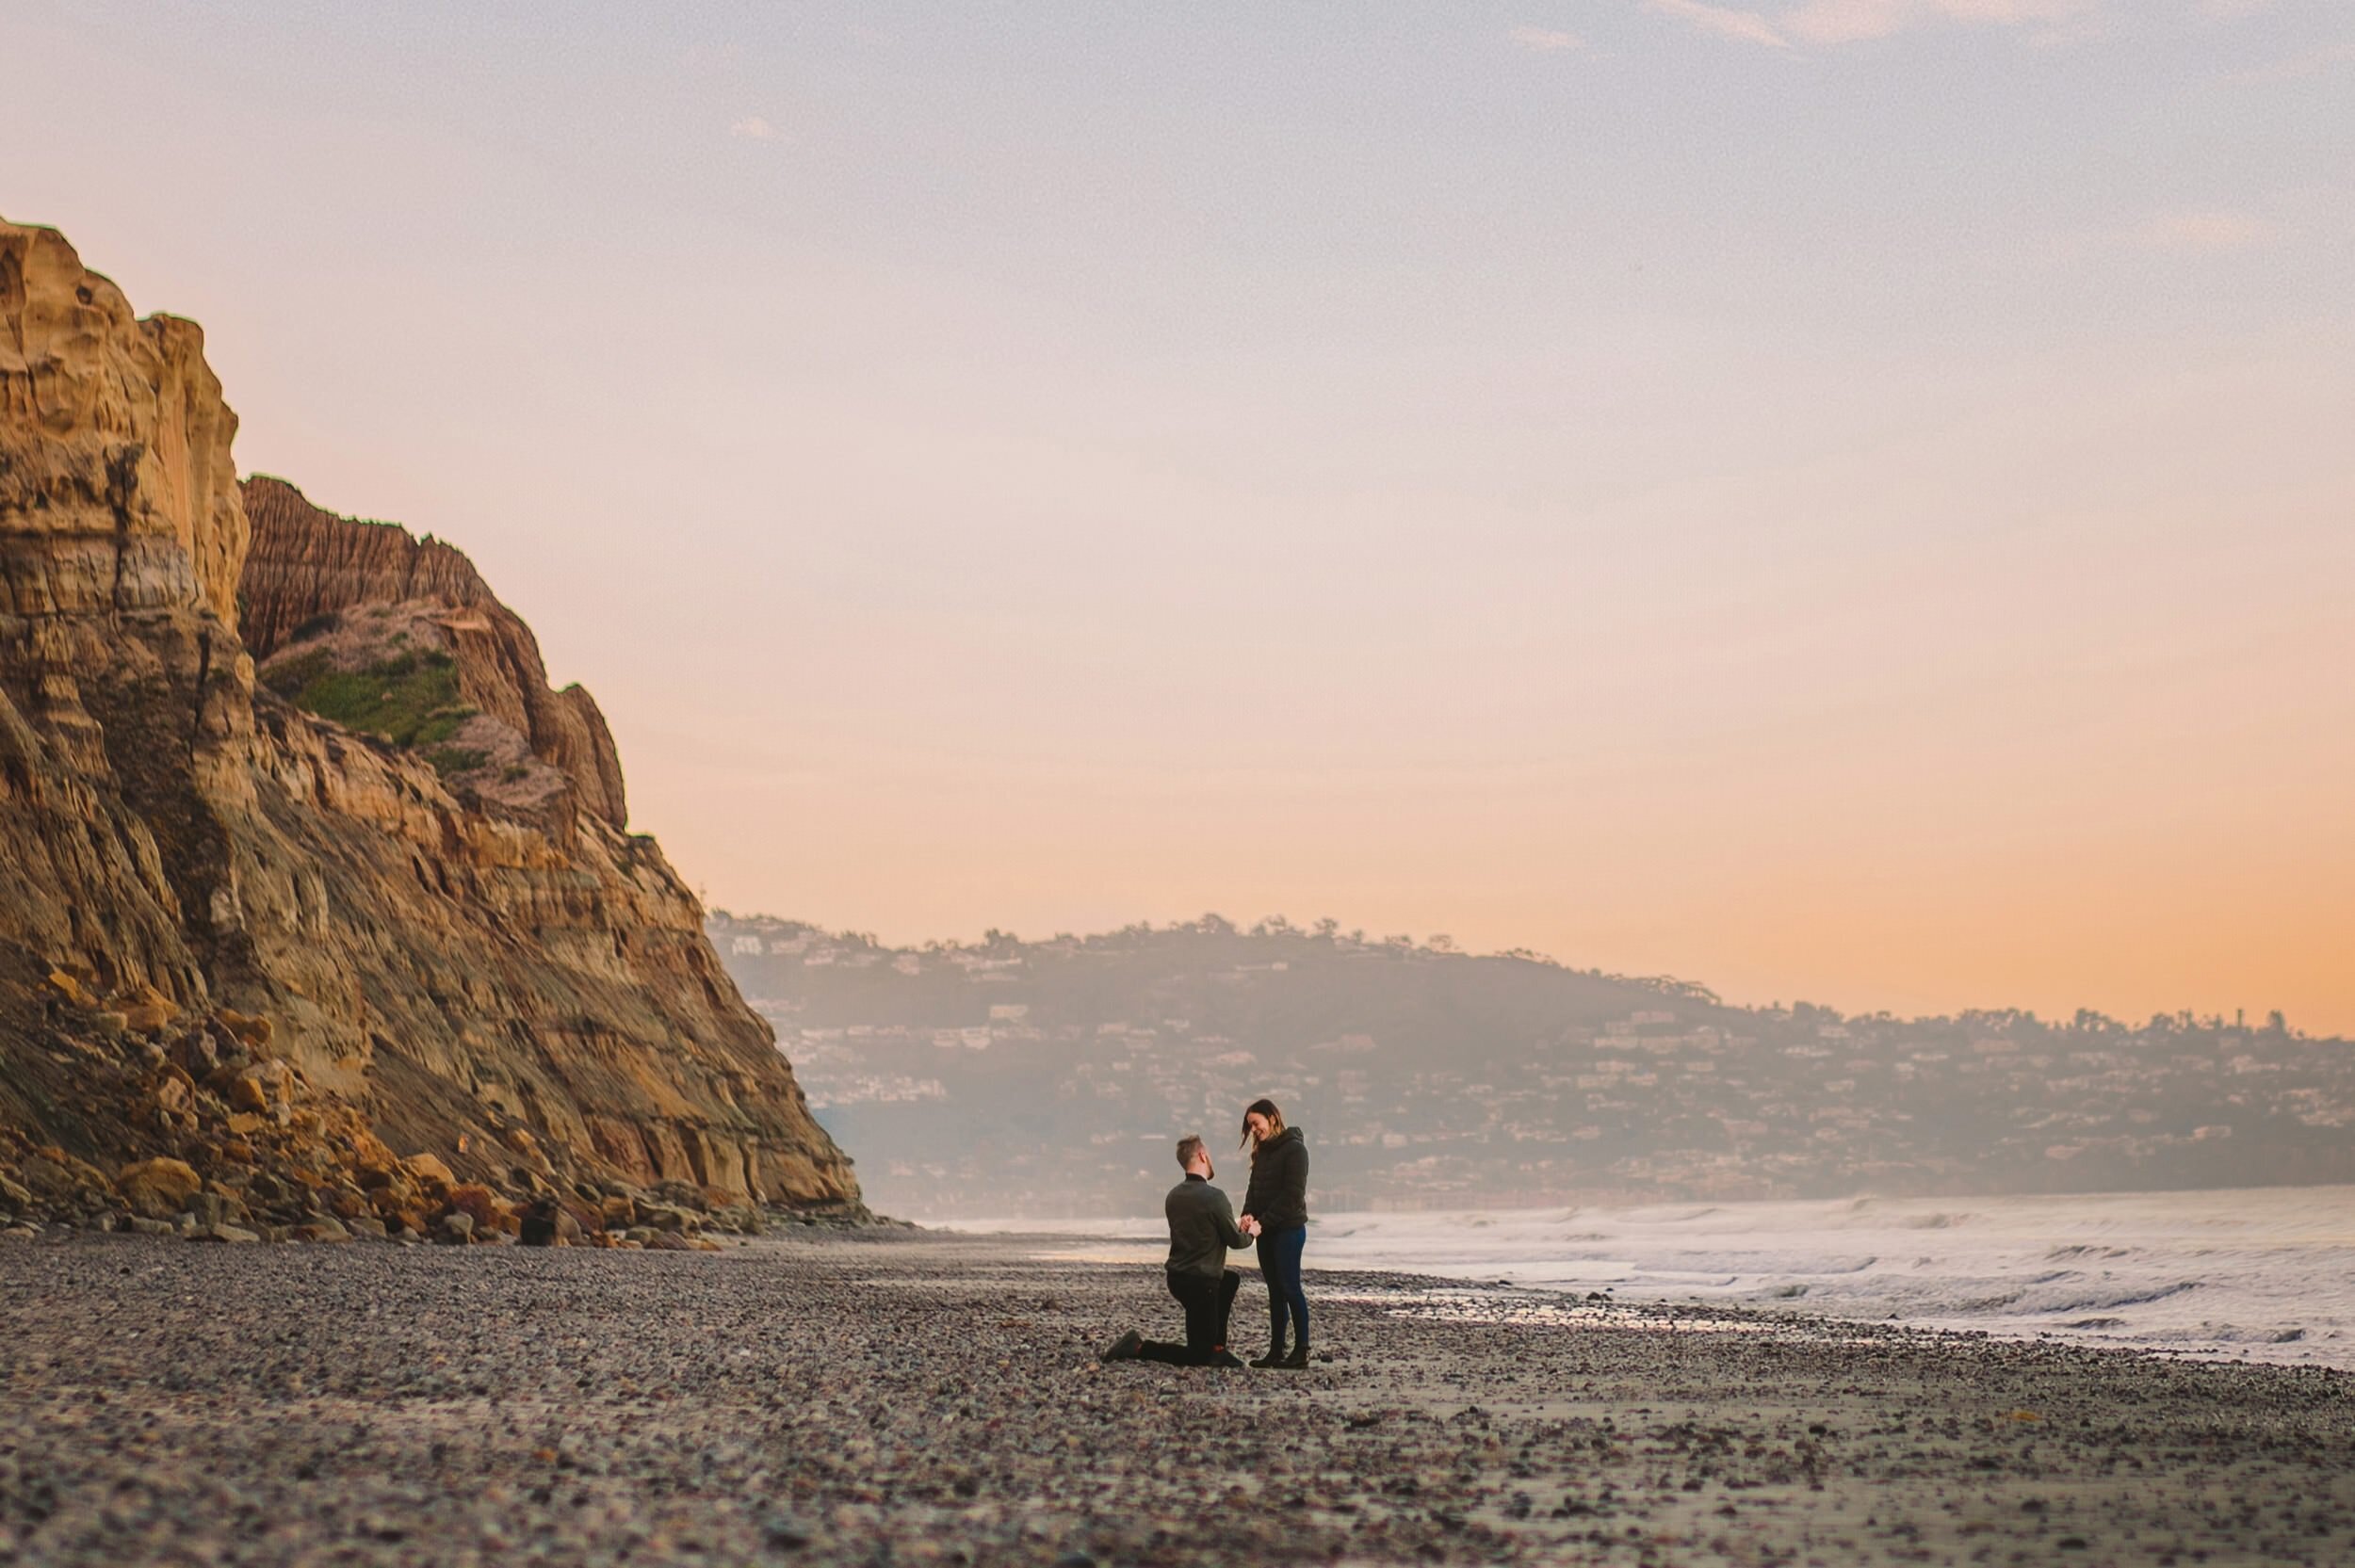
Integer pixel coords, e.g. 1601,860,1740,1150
239,476,628,828
0,218,858,1237
0,226,245,626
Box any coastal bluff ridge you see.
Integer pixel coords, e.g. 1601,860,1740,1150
0,216,859,1243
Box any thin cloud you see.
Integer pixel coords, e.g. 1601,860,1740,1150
1781,0,2099,45
1932,0,2096,21
1509,24,1584,51
2223,40,2355,85
1781,0,1908,42
2130,209,2275,251
2026,206,2281,267
1633,0,2103,47
729,116,778,141
1644,0,1791,47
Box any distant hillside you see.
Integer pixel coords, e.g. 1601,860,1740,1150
710,913,2355,1220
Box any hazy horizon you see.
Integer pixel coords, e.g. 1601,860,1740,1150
707,907,2342,1034
8,1,2350,1031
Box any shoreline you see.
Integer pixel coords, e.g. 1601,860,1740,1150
3,1228,2349,1564
925,1189,2355,1374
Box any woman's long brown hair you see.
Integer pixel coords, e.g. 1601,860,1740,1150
1240,1097,1286,1155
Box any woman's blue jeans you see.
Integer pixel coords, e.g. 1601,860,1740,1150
1257,1224,1309,1353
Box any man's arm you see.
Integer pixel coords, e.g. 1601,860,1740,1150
1213,1190,1250,1251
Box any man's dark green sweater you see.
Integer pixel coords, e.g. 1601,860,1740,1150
1164,1173,1249,1278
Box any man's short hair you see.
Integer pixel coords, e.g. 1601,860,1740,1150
1175,1133,1206,1170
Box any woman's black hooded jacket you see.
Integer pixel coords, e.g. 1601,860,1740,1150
1242,1126,1308,1233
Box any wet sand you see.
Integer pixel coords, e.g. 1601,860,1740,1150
0,1228,2348,1565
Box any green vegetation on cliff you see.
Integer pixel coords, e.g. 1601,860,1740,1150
263,649,475,750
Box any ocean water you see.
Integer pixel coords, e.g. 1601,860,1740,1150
939,1184,2355,1369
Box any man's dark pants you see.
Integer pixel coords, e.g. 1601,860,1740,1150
1133,1268,1242,1365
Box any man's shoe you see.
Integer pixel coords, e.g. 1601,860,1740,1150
1210,1350,1246,1368
1277,1344,1311,1369
1100,1330,1144,1364
1249,1347,1288,1369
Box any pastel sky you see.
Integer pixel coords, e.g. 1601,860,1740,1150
7,2,2351,1030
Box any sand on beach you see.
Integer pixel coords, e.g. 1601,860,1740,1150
0,1228,2348,1566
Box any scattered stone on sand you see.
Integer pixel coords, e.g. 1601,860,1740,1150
0,1231,2347,1566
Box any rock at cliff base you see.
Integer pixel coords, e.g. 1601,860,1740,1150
116,1158,203,1220
517,1196,583,1247
214,1010,272,1051
402,1155,456,1194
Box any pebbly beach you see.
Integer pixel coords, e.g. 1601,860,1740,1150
1,1228,2349,1567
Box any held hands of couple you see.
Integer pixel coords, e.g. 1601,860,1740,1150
1241,1214,1262,1238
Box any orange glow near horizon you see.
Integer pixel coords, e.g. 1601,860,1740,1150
643,714,2355,1036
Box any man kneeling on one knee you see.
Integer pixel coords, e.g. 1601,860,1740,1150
1101,1133,1248,1367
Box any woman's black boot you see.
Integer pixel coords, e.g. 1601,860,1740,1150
1277,1342,1311,1369
1249,1347,1288,1369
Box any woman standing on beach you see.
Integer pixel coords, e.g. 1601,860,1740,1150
1239,1097,1311,1369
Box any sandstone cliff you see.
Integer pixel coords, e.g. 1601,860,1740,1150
239,476,628,828
0,217,859,1240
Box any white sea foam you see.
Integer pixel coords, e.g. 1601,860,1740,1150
939,1184,2355,1369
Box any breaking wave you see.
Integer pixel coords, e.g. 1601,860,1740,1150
1279,1185,2355,1369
